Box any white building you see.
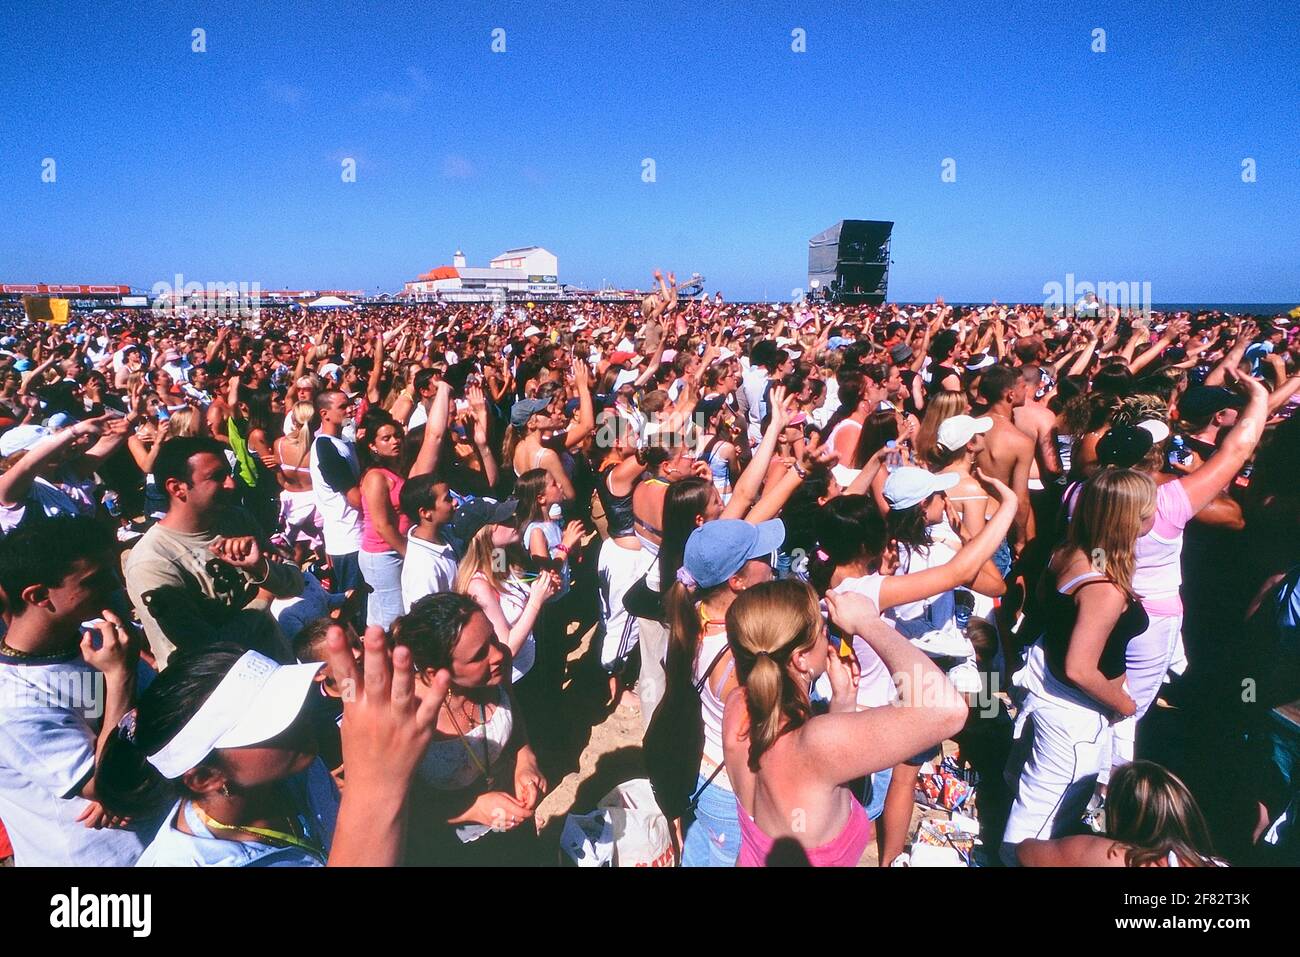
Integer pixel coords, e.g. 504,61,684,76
403,247,559,302
489,246,558,278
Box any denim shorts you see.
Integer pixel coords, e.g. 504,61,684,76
993,539,1013,578
859,767,893,821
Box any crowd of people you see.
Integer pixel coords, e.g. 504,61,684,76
0,274,1297,867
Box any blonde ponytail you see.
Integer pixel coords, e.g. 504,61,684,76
725,580,822,771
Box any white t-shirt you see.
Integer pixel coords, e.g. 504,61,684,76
408,399,430,432
890,540,974,661
0,477,83,533
271,571,344,645
0,656,157,866
163,359,192,384
401,531,458,612
309,434,362,555
825,574,897,709
741,365,769,438
811,375,839,429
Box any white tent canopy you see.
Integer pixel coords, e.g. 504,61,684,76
307,295,353,308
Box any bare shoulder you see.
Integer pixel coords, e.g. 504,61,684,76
1021,834,1129,867
1014,403,1054,433
722,687,748,743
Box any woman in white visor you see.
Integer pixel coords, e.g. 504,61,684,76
99,643,342,866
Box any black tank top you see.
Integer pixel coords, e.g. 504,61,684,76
1042,572,1149,688
926,364,960,396
597,464,637,538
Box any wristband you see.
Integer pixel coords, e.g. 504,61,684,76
249,557,273,586
792,462,808,479
554,543,569,556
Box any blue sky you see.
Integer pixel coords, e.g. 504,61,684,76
1,0,1297,302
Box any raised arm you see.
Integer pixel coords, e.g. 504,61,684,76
801,591,968,782
408,380,451,479
877,473,1018,610
0,418,106,507
721,385,790,519
366,330,385,405
1177,370,1267,513
632,335,667,389
561,359,595,450
467,384,499,489
1203,320,1255,387
468,574,554,660
1128,320,1184,376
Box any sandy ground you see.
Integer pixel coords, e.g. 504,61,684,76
532,620,951,867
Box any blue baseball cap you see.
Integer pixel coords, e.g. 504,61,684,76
682,519,785,589
509,396,551,429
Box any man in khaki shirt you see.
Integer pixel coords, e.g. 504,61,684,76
125,436,303,669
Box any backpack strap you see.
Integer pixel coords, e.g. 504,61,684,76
687,763,726,811
693,645,730,694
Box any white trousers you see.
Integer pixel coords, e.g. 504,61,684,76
1001,644,1112,865
636,616,670,733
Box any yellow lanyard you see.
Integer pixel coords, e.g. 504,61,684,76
697,603,726,631
191,801,326,864
444,698,496,788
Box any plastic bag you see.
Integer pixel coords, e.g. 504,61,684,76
559,778,677,867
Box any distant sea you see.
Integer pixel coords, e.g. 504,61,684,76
884,302,1296,316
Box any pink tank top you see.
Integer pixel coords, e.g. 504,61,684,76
360,467,410,553
735,795,872,867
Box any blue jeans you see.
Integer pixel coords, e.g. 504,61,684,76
329,552,366,629
681,773,742,867
358,549,404,630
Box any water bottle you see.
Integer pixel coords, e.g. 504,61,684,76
1168,435,1190,469
885,439,900,473
954,588,974,632
102,490,121,519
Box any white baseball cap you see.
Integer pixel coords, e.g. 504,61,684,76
883,467,960,510
0,424,52,458
522,325,543,338
1136,419,1171,444
146,651,323,779
936,414,994,451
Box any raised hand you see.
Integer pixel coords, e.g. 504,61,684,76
561,520,585,551
326,625,449,848
823,589,881,638
208,535,263,571
79,609,137,679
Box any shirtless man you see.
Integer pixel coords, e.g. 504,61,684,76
1013,366,1062,482
972,365,1035,557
